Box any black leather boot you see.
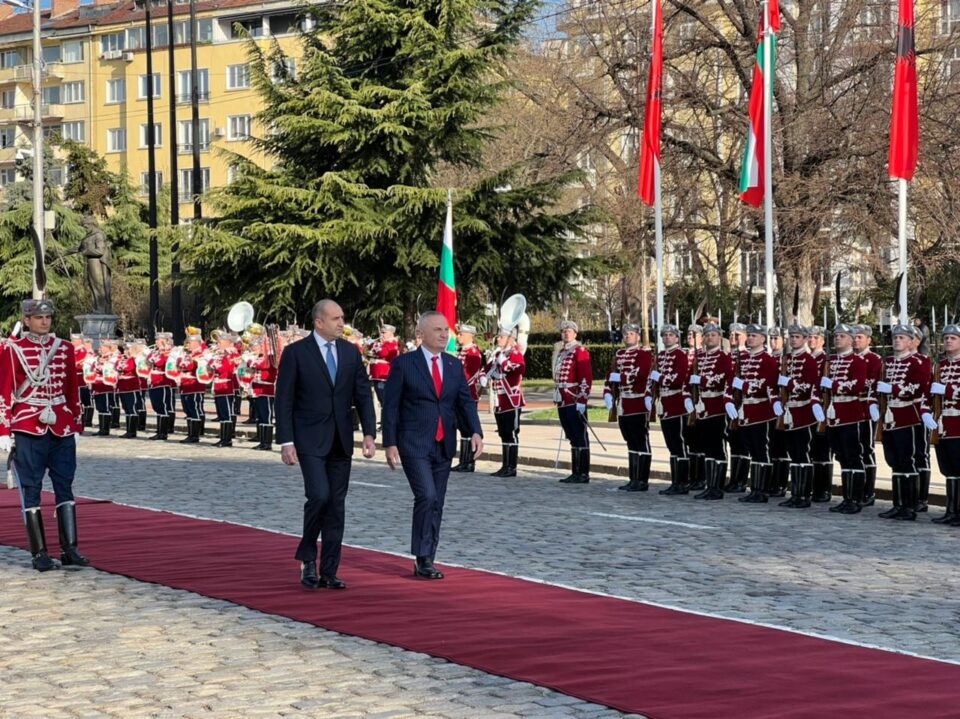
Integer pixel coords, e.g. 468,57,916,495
57,502,89,567
121,415,137,439
138,410,148,432
571,447,590,483
180,419,200,444
932,477,959,524
491,444,510,477
830,470,852,513
250,424,265,450
894,474,918,520
843,469,864,514
688,454,705,491
879,475,903,518
660,456,680,495
148,415,164,440
451,438,472,472
811,463,832,502
724,455,747,493
755,462,771,503
503,444,518,477
96,414,110,436
166,415,176,436
110,406,121,429
25,508,59,572
635,452,651,491
707,460,726,499
793,464,813,508
916,469,930,512
82,406,94,427
255,425,274,451
694,458,714,499
769,459,789,498
862,465,877,506
619,453,638,490
560,448,580,483
739,462,759,502
779,464,801,507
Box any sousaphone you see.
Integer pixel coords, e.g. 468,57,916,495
499,294,531,354
227,301,256,332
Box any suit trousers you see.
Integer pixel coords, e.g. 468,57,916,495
294,434,351,576
401,441,452,558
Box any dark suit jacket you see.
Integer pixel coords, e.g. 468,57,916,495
381,349,483,460
275,334,376,457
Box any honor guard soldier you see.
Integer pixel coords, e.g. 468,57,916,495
724,322,750,492
368,324,400,410
91,337,119,436
767,327,790,497
250,336,278,450
116,340,142,438
776,325,823,508
876,324,932,520
807,326,833,501
176,327,208,444
147,332,176,439
689,322,734,499
725,324,782,503
481,326,526,477
929,324,960,525
853,324,883,505
603,323,654,492
212,331,240,447
822,324,868,514
451,324,484,473
71,333,94,428
554,320,593,483
908,327,935,513
0,299,87,571
684,324,706,491
647,324,694,495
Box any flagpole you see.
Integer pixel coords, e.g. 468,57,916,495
897,178,908,320
652,0,664,351
762,0,775,329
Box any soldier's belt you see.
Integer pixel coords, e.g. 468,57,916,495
555,383,579,389
659,389,682,397
620,391,645,399
19,396,67,407
941,408,960,417
888,400,916,408
831,396,860,403
700,391,724,398
741,398,768,405
786,399,811,408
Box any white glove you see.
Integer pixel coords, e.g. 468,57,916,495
732,377,744,391
923,413,938,431
684,397,695,414
479,376,488,388
812,404,826,423
74,433,81,446
689,374,701,386
645,396,653,412
869,404,880,422
820,376,833,390
772,401,784,417
0,436,10,453
608,372,621,383
604,394,614,411
778,375,791,387
576,402,587,414
931,382,947,396
876,381,893,394
649,370,662,383
725,402,738,420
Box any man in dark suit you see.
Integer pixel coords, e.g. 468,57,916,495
276,299,376,590
382,311,483,580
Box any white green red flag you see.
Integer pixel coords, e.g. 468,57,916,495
739,0,780,207
436,190,457,352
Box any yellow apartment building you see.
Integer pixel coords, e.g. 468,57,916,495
0,0,303,210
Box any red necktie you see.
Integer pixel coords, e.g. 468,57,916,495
432,355,444,441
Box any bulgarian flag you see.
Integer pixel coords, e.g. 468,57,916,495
739,0,780,207
436,190,457,352
637,0,663,207
888,0,918,181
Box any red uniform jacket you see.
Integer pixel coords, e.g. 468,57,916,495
603,345,653,417
73,345,87,386
782,350,821,430
0,334,82,437
457,344,484,402
553,342,592,407
117,357,141,394
252,356,277,398
213,351,239,396
647,345,690,419
937,355,960,439
148,349,176,389
728,349,779,426
859,349,882,414
881,352,930,429
178,350,206,395
368,339,399,382
486,346,525,412
695,347,734,419
826,352,866,427
91,353,119,396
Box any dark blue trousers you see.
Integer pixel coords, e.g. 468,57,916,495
401,441,452,558
254,396,274,426
149,387,174,417
214,395,234,422
294,435,351,576
558,404,588,448
14,431,76,509
181,392,205,421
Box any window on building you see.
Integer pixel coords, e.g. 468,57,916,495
942,0,960,34
226,63,250,89
42,45,61,63
0,167,17,186
178,119,210,152
48,166,65,187
107,78,125,103
61,121,84,142
269,13,299,35
139,73,161,99
232,19,264,38
44,125,61,140
227,114,251,141
42,86,61,105
140,171,163,195
139,122,162,147
177,68,209,102
62,81,84,104
0,128,15,148
101,32,125,54
197,18,213,42
152,23,169,48
179,167,210,201
272,57,296,82
226,163,241,184
126,27,145,49
0,50,24,69
0,90,15,109
62,41,83,64
107,128,127,152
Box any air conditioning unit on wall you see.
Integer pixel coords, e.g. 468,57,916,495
101,50,122,60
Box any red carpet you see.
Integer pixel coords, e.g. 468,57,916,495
1,491,957,719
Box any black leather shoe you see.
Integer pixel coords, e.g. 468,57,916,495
318,575,347,589
413,557,444,580
60,547,89,567
300,561,319,589
32,552,60,572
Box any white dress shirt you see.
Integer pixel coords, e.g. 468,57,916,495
420,346,443,381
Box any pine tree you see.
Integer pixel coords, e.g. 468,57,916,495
181,0,603,330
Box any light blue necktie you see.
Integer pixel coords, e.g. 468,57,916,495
325,341,337,382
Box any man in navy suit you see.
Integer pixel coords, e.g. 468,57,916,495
382,311,483,580
276,299,377,590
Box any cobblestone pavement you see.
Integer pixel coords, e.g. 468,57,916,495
3,434,959,716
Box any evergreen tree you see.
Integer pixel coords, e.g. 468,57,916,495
181,0,605,330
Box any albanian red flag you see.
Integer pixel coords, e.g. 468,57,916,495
637,0,663,207
888,0,918,181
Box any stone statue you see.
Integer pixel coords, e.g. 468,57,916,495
76,214,112,314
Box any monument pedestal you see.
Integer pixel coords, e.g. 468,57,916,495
76,314,118,346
